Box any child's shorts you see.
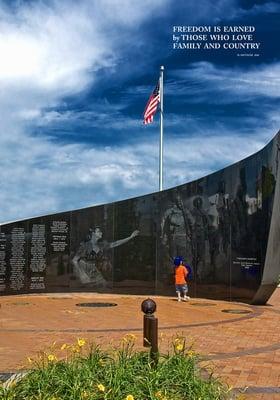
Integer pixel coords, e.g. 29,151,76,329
175,284,188,293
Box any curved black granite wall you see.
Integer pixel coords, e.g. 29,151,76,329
1,132,280,304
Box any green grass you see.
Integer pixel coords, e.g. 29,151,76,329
0,336,231,400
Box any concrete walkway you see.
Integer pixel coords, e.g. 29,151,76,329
0,289,280,399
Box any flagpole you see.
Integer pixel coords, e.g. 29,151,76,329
159,65,164,191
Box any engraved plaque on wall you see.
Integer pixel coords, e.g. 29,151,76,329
9,227,26,291
50,220,69,253
29,223,46,290
46,215,71,286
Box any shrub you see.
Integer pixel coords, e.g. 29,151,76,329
0,335,230,400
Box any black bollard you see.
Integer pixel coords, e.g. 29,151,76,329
141,298,158,366
143,314,152,347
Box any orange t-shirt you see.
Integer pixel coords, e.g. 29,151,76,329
175,265,188,285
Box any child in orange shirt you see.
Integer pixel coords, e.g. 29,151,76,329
173,257,190,302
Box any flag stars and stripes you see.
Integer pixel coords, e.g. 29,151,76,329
143,81,160,124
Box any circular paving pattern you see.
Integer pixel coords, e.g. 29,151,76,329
221,309,252,314
76,302,118,308
190,302,217,306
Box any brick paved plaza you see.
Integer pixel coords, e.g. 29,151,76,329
1,289,280,399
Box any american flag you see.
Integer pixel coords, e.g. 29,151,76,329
143,81,160,124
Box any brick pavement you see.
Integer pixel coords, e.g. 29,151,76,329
0,289,280,399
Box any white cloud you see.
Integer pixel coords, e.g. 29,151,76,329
0,0,170,223
0,2,114,96
171,62,280,102
0,0,171,94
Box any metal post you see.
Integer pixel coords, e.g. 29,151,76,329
159,65,164,192
149,315,158,366
143,314,152,347
141,298,158,367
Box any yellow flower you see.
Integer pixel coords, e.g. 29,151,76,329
60,343,68,350
97,383,105,392
174,337,184,352
77,338,86,347
174,336,185,352
125,395,135,400
81,391,89,398
126,334,136,341
122,333,136,343
175,343,184,351
47,354,57,362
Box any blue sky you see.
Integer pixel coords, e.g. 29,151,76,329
0,0,279,223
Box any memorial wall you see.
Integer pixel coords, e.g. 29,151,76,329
0,131,279,304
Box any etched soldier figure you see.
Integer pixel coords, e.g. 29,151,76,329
160,193,193,260
189,196,210,280
72,226,139,286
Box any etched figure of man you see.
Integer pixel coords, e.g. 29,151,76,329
161,194,193,260
72,227,139,286
189,196,210,280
